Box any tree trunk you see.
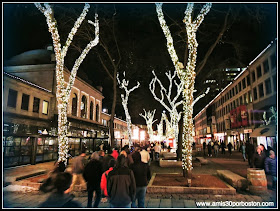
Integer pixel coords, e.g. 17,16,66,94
110,71,117,148
177,117,183,161
57,101,69,165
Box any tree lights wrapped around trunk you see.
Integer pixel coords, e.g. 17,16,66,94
35,3,99,165
117,72,140,147
156,3,212,176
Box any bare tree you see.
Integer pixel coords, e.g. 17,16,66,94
156,3,212,178
117,71,140,147
139,109,157,141
35,3,99,165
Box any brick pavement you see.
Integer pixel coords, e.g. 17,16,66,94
3,151,278,208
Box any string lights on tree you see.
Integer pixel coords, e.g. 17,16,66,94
35,3,99,165
149,70,183,149
139,109,157,141
117,72,140,147
156,3,212,175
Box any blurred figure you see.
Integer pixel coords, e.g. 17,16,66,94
264,150,277,189
67,150,87,193
83,152,103,208
39,161,66,193
253,145,266,169
227,142,233,155
39,172,82,208
220,141,226,155
213,141,219,157
111,148,119,160
140,146,150,164
98,150,105,163
207,142,212,157
241,142,246,161
107,155,136,208
203,141,206,156
154,142,161,161
246,140,255,167
130,151,151,208
102,148,115,172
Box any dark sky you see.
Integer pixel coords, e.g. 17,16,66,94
3,2,277,125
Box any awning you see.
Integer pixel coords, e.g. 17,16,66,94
250,125,277,137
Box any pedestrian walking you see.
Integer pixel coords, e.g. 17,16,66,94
107,154,136,208
207,142,212,157
39,172,82,208
100,159,116,202
111,148,119,160
150,142,155,161
67,150,87,193
130,151,151,208
83,152,103,208
227,142,233,155
264,150,277,189
39,161,66,193
154,142,161,161
253,145,266,169
241,141,246,161
203,141,206,156
214,141,219,157
245,140,255,167
102,148,115,172
220,141,226,154
140,146,150,164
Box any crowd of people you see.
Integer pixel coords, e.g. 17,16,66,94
38,144,154,208
202,138,277,190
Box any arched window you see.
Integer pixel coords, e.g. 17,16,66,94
90,101,94,120
72,93,78,116
81,95,87,118
96,104,99,122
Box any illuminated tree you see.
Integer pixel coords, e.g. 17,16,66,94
139,109,157,141
149,70,183,149
117,71,140,147
156,3,212,177
35,3,99,165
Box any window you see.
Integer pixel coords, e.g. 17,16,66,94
272,75,277,92
42,100,49,115
7,89,18,108
263,59,269,74
258,83,264,98
248,91,252,103
239,96,243,105
256,65,262,78
90,101,94,120
238,82,242,92
265,78,272,95
270,52,276,69
242,78,246,89
253,87,258,101
96,104,99,122
244,93,248,104
71,93,77,116
251,71,256,83
21,94,30,111
81,95,87,118
247,75,251,86
33,97,40,113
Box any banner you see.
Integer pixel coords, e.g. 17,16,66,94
240,105,249,126
230,108,237,128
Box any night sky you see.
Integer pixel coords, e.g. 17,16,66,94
3,2,277,125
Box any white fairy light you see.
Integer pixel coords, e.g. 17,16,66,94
149,70,183,149
156,3,212,171
117,72,140,147
35,3,99,165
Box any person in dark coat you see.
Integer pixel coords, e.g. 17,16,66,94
39,172,82,208
203,141,206,156
107,154,136,208
220,141,226,154
264,150,277,189
227,142,233,155
83,152,103,208
245,140,255,167
207,142,212,157
253,146,266,169
130,151,151,208
102,148,115,172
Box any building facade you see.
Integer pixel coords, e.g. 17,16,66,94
194,39,277,151
3,49,108,168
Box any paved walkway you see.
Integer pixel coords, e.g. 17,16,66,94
3,151,278,208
